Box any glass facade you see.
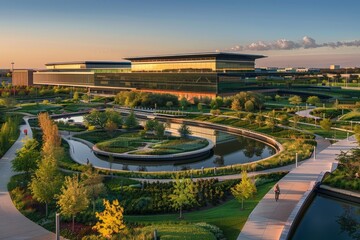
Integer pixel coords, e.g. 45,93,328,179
34,53,265,96
94,73,218,93
34,72,94,86
131,59,255,72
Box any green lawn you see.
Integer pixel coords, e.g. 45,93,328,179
340,109,360,121
125,181,276,240
16,103,62,114
297,124,348,139
74,130,124,143
141,224,216,240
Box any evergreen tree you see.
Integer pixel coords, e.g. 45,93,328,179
178,123,192,139
124,110,138,129
154,122,165,139
57,175,89,231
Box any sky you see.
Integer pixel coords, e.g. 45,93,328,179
1,0,359,69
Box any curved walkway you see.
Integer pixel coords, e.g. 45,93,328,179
0,118,56,239
237,135,359,240
295,108,321,119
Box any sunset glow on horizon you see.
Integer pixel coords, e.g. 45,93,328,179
1,0,359,69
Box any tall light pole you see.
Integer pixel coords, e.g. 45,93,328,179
11,62,14,72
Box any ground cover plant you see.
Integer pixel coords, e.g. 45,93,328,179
323,148,360,191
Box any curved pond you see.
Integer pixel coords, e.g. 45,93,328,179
291,193,360,240
58,115,276,172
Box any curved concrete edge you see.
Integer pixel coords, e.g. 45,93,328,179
160,117,284,153
91,138,214,161
319,184,360,199
279,172,326,240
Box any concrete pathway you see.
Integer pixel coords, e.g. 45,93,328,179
295,108,321,120
237,136,359,240
0,119,56,239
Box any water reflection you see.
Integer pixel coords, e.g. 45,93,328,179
292,193,360,240
60,115,276,172
336,204,360,239
95,133,275,171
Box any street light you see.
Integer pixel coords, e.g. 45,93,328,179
11,62,14,72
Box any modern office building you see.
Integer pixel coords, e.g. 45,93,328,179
31,52,266,99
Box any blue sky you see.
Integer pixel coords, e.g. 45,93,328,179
1,0,359,68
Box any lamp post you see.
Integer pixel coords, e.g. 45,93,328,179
11,62,14,72
56,213,60,240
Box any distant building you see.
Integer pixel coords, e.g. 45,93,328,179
0,69,12,84
330,65,340,70
12,69,34,86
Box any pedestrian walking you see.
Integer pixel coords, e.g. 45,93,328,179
274,184,280,202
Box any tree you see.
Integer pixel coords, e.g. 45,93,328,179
105,120,117,135
82,93,89,102
144,119,157,132
265,117,276,132
293,115,299,128
288,95,302,105
154,122,165,139
84,109,108,129
0,97,17,108
29,156,63,217
38,112,63,159
275,94,281,102
178,123,192,139
231,98,241,112
255,114,264,127
306,96,320,106
179,97,189,110
197,103,203,112
355,125,360,146
12,138,41,175
105,109,122,128
278,114,289,126
210,96,223,109
57,175,89,231
320,118,332,131
73,91,79,102
81,165,106,212
244,100,254,112
169,176,196,219
93,199,126,238
124,110,138,129
231,171,257,210
245,113,254,124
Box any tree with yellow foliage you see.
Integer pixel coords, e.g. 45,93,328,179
231,170,257,210
93,199,126,238
38,112,63,159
